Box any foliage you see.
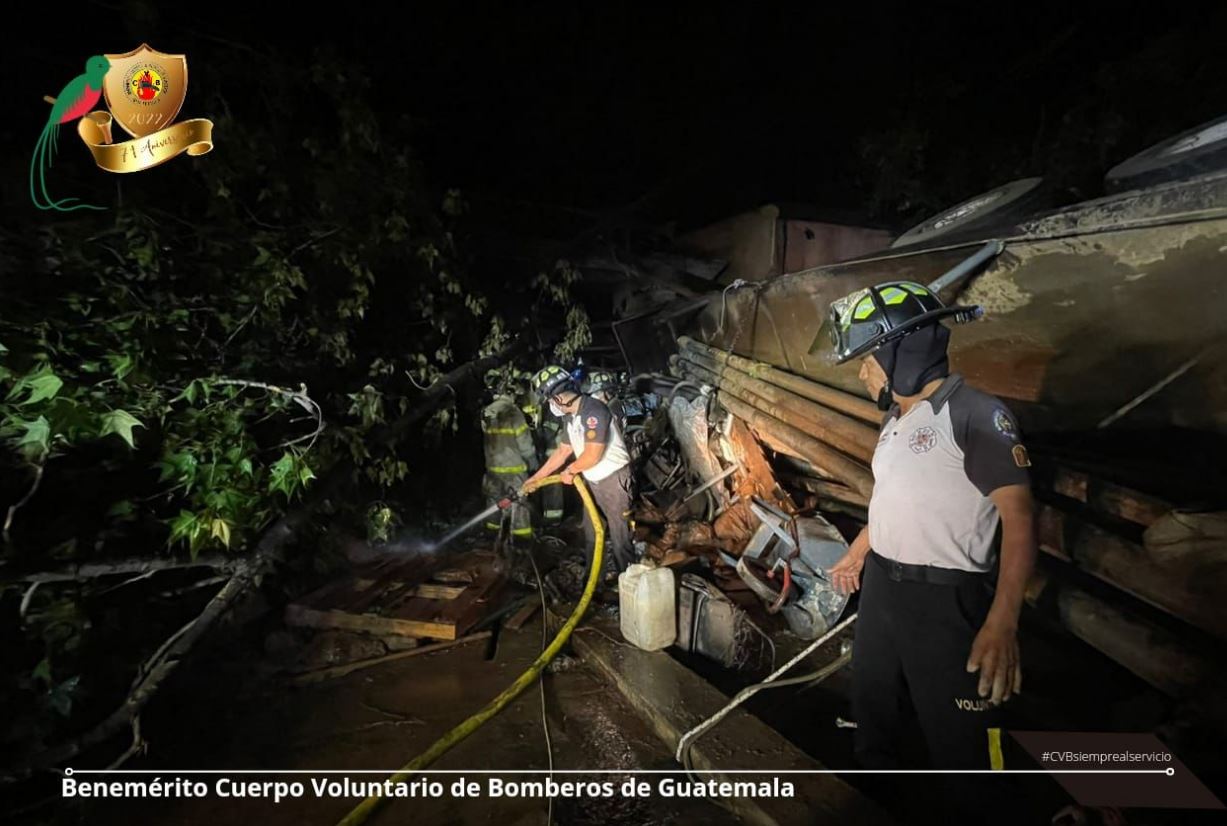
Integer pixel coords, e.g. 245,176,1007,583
0,47,593,757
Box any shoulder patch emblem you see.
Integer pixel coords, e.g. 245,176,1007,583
993,409,1017,441
1012,444,1031,468
909,426,938,454
586,429,597,440
586,415,598,428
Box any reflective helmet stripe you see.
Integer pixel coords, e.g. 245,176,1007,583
880,286,909,305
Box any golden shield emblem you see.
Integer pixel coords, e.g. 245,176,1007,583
102,43,188,139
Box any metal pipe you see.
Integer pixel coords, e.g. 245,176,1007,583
666,380,704,405
925,239,1005,295
680,462,742,505
677,353,878,462
678,337,881,425
702,390,876,500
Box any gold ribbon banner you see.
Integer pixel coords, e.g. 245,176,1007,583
77,111,214,174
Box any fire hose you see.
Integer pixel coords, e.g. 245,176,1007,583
335,474,604,826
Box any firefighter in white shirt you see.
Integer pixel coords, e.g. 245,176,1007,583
523,365,635,580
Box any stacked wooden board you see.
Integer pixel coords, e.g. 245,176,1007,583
285,551,507,641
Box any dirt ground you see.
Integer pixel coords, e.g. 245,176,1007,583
39,616,741,826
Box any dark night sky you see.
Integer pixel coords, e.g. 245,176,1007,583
6,2,1227,235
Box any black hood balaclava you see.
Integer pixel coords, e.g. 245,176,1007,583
870,323,951,410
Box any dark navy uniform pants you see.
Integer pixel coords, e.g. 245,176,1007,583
852,551,1004,770
581,465,635,576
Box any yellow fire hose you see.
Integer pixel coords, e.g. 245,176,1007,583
336,474,604,826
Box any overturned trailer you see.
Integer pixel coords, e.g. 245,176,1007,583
653,171,1227,734
689,171,1227,437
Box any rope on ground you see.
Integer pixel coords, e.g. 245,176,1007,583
527,547,555,826
675,612,858,775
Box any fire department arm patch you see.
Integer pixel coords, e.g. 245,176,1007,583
955,393,1031,495
579,400,610,444
992,408,1018,441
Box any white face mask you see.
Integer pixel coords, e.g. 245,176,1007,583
548,400,565,417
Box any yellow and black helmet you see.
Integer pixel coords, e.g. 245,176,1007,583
530,364,577,399
822,281,982,364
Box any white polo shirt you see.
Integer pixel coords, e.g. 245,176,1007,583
564,395,630,482
868,374,1031,573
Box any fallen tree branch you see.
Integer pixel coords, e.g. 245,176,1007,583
3,460,46,543
105,716,145,770
17,559,262,773
212,378,325,450
19,581,39,620
155,575,229,599
5,555,244,584
11,339,523,776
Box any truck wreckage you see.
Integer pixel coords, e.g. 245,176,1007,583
247,161,1227,825
178,155,1214,826
23,125,1227,826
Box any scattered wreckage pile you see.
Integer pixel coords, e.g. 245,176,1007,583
267,340,1227,738
618,356,859,671
655,335,1227,733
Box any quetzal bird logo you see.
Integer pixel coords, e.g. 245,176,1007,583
30,55,111,212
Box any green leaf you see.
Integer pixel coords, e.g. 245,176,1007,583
158,451,198,485
210,518,232,549
17,417,50,459
168,510,199,546
188,525,208,559
32,658,52,686
107,500,136,519
106,353,135,381
99,410,144,448
174,380,200,405
239,458,254,477
268,452,295,496
21,372,63,405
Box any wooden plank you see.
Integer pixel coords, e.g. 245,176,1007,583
1050,467,1170,527
286,552,506,642
394,556,505,638
1053,468,1089,502
333,579,397,613
284,604,457,640
293,555,431,614
340,556,431,612
403,582,504,640
431,569,475,585
409,583,468,600
725,416,796,514
1036,503,1227,641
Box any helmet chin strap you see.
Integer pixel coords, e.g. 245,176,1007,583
876,380,893,411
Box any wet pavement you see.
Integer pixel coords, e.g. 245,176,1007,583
57,617,741,826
